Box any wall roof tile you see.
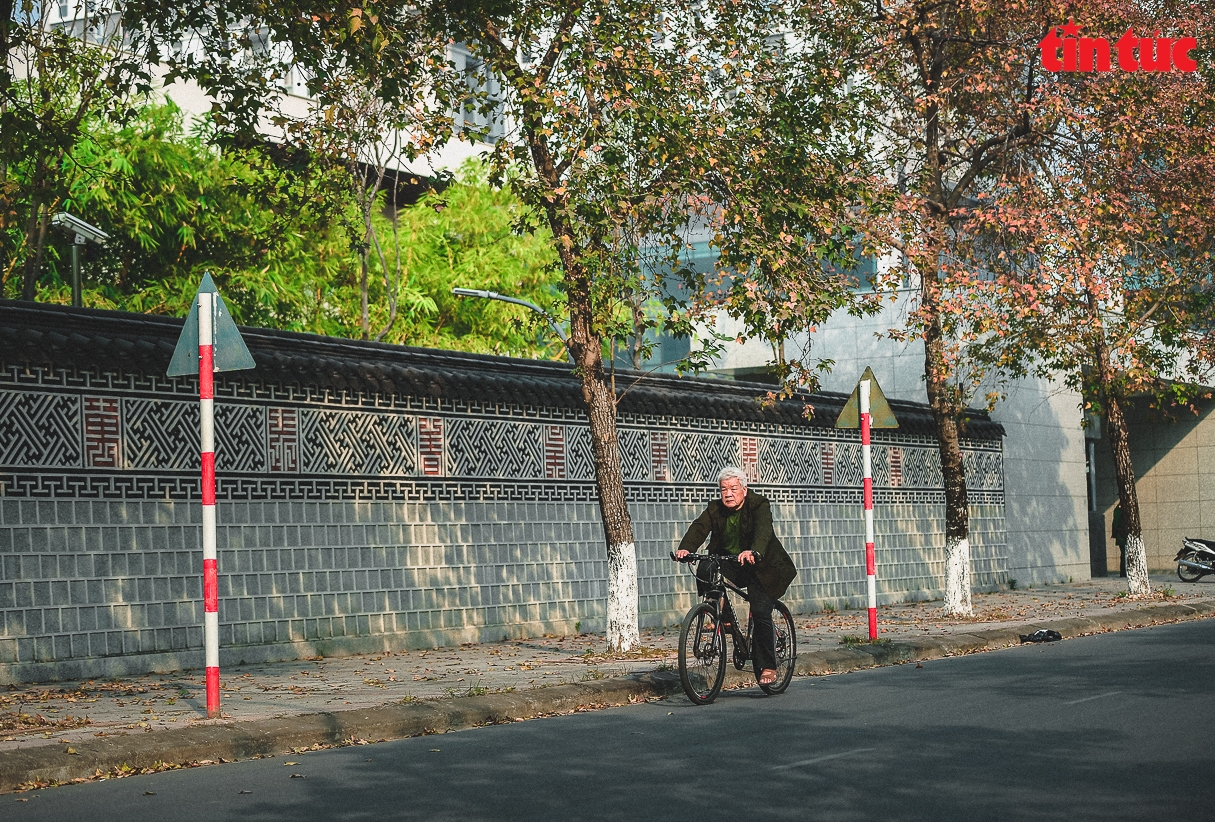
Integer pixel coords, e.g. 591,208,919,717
0,300,1003,440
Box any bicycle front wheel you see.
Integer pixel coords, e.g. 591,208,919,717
678,602,726,704
759,602,796,695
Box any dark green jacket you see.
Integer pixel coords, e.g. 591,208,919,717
677,490,798,600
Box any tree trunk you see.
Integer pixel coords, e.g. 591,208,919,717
1093,333,1151,596
581,358,640,652
358,248,370,340
21,197,50,302
513,92,641,649
913,31,972,616
556,226,639,652
923,276,972,616
1104,393,1150,595
1085,285,1151,596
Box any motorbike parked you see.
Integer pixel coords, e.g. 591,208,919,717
1176,537,1215,582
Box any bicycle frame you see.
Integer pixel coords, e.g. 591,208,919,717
677,553,753,666
672,551,798,702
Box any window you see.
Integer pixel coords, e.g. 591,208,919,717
451,43,505,144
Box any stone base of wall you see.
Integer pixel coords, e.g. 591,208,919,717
1,493,1005,683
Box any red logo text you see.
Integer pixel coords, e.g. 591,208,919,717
1039,19,1198,72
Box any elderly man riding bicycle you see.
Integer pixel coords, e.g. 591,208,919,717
674,466,797,687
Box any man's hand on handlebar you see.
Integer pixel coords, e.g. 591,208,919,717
671,550,755,565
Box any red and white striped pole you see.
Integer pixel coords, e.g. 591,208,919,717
198,291,221,718
860,379,878,640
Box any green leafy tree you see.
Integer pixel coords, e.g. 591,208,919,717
429,1,720,650
1,0,155,299
378,161,563,358
23,101,562,358
696,9,886,399
271,72,435,342
27,101,350,327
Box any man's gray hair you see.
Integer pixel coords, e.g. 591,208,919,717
717,466,749,488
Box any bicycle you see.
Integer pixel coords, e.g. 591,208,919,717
671,552,797,704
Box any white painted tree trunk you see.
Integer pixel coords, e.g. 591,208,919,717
1124,533,1152,597
607,542,640,652
942,536,973,616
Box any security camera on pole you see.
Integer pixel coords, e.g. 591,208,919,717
50,212,108,308
835,367,899,641
167,273,255,718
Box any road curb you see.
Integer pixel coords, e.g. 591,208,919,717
3,599,1212,792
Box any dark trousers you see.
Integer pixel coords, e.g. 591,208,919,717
695,560,777,672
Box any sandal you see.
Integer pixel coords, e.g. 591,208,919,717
758,669,778,686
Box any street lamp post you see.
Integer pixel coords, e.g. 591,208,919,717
452,287,573,363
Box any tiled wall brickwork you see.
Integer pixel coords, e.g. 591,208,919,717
0,363,1006,683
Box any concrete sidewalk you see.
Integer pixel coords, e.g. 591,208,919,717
3,574,1213,792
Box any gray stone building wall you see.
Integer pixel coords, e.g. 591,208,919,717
0,302,1006,683
1091,396,1215,573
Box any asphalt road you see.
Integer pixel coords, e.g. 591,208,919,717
10,618,1215,821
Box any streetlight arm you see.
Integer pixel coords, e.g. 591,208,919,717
452,287,572,361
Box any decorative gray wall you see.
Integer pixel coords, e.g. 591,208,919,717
0,302,1006,683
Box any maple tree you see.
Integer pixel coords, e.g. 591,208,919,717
431,0,758,650
430,2,902,646
960,2,1215,596
811,0,1074,615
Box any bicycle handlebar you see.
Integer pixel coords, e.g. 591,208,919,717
669,551,743,565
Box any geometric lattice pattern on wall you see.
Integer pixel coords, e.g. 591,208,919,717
870,443,891,487
0,391,81,467
619,428,651,481
300,409,418,476
216,404,266,473
83,396,121,468
1,381,1003,492
446,418,543,478
964,449,1004,491
651,430,670,481
756,438,822,486
565,426,595,481
268,408,299,472
543,425,565,480
832,442,864,487
740,436,758,482
418,417,443,477
669,432,739,484
123,399,198,470
900,446,943,488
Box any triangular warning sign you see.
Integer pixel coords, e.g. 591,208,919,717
835,366,899,429
167,272,256,376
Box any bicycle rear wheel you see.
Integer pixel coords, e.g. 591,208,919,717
679,602,726,704
759,602,796,695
